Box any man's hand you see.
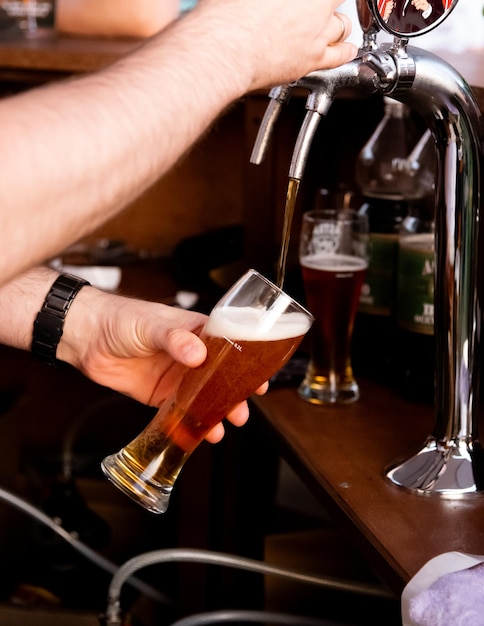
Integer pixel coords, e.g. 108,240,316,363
60,285,268,441
191,0,358,92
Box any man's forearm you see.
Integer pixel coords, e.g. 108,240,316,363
0,266,62,352
0,0,356,288
0,9,249,286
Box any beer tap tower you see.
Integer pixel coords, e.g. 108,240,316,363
251,0,484,496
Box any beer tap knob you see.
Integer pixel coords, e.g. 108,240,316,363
361,49,398,86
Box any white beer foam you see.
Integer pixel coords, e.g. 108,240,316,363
205,306,311,341
301,253,368,272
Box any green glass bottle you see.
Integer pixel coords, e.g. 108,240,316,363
352,98,419,385
395,129,437,403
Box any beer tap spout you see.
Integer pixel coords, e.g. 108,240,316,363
250,84,292,165
288,55,385,181
250,54,378,172
288,97,330,182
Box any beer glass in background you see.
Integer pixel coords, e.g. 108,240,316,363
4,0,55,37
102,269,313,514
297,209,368,404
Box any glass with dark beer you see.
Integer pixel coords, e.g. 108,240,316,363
101,269,313,513
298,209,368,404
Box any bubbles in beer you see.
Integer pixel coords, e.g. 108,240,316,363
301,253,368,273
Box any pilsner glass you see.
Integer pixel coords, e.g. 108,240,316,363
102,269,313,513
297,209,368,404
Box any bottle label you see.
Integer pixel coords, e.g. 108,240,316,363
397,234,434,335
358,233,399,316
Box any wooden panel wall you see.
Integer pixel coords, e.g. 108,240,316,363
85,100,247,258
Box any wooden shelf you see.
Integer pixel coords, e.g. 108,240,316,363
0,31,141,74
251,380,484,595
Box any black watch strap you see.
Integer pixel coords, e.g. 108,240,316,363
32,273,90,366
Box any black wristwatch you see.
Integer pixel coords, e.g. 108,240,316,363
32,273,90,366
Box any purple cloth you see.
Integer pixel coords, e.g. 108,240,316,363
409,562,484,625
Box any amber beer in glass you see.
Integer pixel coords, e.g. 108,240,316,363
102,269,313,513
298,209,368,404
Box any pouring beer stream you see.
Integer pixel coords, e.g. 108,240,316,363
276,177,300,288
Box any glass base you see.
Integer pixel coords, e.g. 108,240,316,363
297,377,360,404
101,452,172,514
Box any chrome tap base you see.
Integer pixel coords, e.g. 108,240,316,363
386,438,484,497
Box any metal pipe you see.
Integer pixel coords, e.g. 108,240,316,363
385,46,484,494
102,547,394,624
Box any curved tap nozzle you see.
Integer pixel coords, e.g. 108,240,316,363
251,48,403,174
288,92,333,181
288,56,383,180
250,85,291,165
284,42,421,183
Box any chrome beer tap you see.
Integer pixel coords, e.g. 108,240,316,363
251,0,484,496
250,2,397,180
250,4,382,175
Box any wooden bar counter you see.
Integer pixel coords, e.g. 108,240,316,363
251,381,484,596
